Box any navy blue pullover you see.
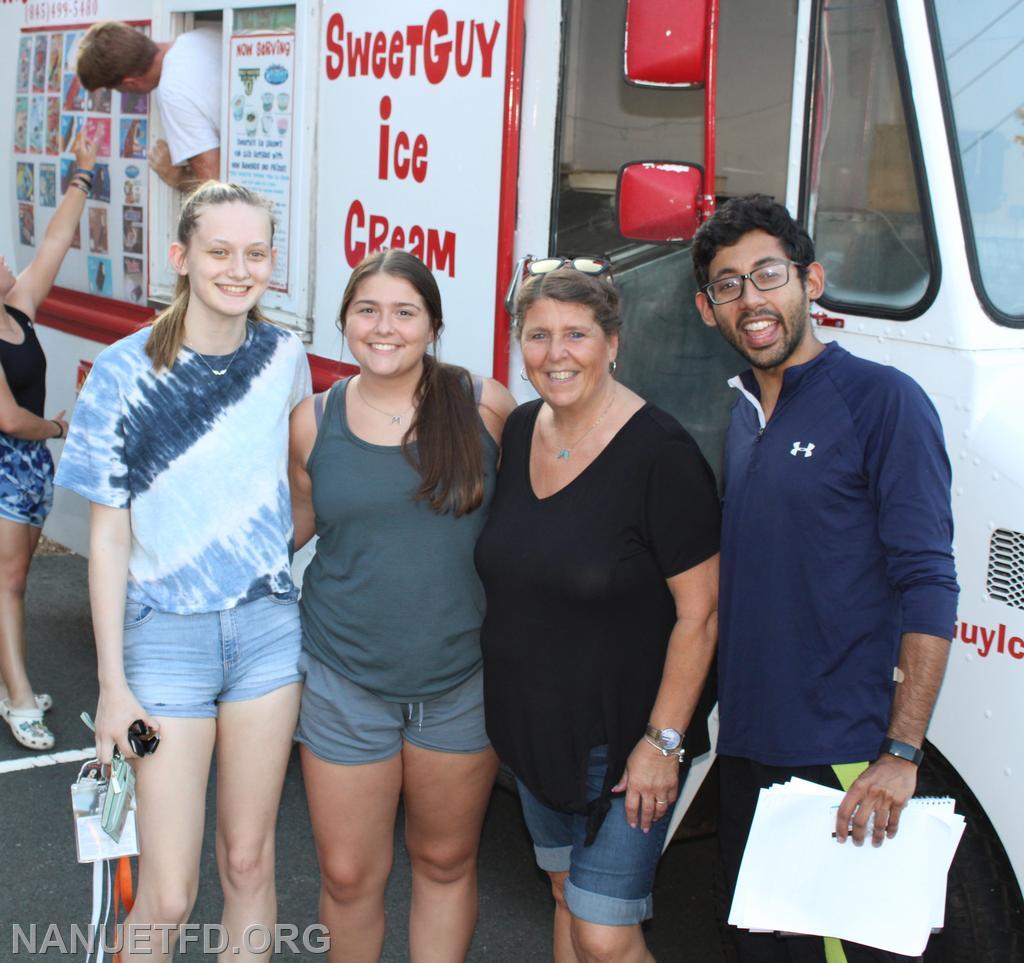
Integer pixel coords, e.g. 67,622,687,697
717,342,958,766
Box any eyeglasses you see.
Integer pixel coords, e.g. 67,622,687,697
504,254,612,314
701,259,805,305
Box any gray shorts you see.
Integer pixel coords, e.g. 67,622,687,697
295,650,490,764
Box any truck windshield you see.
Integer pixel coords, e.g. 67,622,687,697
932,2,1024,321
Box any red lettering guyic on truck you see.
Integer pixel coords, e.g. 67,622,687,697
955,620,1024,660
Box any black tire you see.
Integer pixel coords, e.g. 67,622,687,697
918,744,1024,962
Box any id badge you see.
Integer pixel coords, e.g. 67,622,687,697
70,761,140,863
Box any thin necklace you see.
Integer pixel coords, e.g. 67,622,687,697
355,378,415,426
187,327,247,377
550,384,618,460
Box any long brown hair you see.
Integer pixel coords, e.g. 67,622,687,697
339,250,485,516
145,182,274,371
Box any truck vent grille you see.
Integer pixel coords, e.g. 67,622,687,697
987,529,1024,611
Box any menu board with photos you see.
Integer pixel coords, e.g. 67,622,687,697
12,23,150,305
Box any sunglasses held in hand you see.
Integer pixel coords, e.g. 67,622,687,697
128,718,160,756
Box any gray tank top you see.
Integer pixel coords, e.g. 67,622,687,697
300,376,498,701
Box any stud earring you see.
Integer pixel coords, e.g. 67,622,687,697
609,359,618,374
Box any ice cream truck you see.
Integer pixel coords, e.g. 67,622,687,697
1,0,1022,954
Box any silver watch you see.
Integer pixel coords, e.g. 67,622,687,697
644,724,686,761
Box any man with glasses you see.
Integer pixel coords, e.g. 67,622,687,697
692,194,958,962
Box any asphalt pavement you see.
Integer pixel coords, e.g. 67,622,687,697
0,552,731,961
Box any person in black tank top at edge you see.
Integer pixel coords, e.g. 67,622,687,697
475,263,721,962
288,249,515,963
0,132,97,751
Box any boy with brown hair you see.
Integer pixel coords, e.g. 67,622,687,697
77,21,221,191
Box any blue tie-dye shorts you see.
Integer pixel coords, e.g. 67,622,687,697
0,435,54,528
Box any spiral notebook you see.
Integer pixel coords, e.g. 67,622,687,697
729,777,965,956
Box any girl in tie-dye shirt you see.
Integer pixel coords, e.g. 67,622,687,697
56,182,310,959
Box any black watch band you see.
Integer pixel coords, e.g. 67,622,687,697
879,737,924,766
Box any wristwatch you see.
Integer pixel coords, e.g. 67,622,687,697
879,737,924,766
644,724,686,761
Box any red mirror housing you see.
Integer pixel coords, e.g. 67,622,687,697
616,162,703,243
624,0,708,88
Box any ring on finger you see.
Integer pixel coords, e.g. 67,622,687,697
655,798,668,805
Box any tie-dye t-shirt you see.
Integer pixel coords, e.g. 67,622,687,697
56,321,311,614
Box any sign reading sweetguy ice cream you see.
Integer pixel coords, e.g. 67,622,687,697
227,31,295,292
313,3,509,375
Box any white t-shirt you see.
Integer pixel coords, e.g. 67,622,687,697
154,27,221,166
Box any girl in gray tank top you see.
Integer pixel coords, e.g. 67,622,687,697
289,250,514,961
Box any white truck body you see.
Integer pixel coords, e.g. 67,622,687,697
1,0,1021,950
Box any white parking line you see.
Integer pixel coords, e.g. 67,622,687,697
0,747,94,774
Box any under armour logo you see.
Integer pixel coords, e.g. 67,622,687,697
790,442,815,458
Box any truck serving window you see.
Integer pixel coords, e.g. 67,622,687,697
931,2,1024,325
151,3,309,335
803,0,936,319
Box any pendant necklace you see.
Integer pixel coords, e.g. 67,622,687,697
356,378,415,426
187,327,247,377
550,384,618,460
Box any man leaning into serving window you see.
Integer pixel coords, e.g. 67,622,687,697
77,20,221,192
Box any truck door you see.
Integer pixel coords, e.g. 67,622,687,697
546,0,801,473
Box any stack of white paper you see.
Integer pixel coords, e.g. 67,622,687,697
729,778,965,956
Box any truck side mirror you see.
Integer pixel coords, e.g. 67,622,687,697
624,0,708,87
616,162,703,242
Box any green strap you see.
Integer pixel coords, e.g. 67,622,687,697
831,761,869,792
823,937,848,963
822,761,872,963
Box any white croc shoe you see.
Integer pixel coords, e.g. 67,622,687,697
0,697,55,751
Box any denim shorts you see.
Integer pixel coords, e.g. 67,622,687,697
122,592,302,718
0,435,53,527
295,649,490,764
517,745,679,926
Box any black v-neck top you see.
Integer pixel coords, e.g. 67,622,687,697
475,400,721,842
0,306,46,417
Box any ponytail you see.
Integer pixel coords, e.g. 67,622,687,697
405,355,484,516
144,275,190,370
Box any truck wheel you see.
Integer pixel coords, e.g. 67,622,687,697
918,744,1024,962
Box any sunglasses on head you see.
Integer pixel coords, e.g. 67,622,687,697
504,254,612,314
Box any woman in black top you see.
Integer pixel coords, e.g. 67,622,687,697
0,133,96,750
476,265,720,961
